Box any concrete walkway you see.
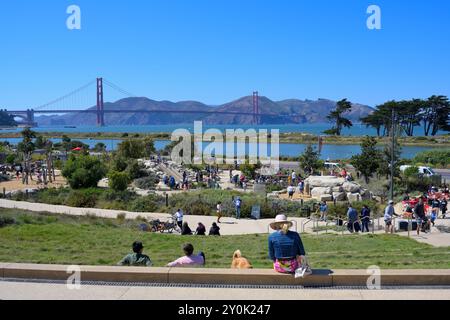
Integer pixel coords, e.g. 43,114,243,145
1,281,449,300
1,199,449,246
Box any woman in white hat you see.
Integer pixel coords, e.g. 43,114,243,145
268,214,306,274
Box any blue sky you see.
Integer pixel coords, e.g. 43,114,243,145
1,0,449,110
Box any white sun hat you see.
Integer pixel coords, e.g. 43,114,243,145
270,214,293,230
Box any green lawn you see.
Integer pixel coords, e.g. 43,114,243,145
0,209,449,269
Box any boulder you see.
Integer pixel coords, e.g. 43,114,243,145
311,187,332,198
360,189,372,201
347,193,361,203
320,194,333,202
305,176,346,188
343,182,361,193
332,192,347,201
156,182,171,191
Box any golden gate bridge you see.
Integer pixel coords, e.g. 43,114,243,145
4,78,298,127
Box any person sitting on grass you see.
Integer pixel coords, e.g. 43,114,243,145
195,222,206,236
181,222,193,235
209,222,221,236
118,241,152,267
167,243,206,268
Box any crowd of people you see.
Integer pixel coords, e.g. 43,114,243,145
120,214,312,277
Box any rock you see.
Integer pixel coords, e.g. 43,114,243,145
343,182,361,193
305,176,346,188
311,187,332,198
347,193,361,203
332,186,344,192
360,189,372,201
320,194,333,202
332,192,347,201
156,182,170,191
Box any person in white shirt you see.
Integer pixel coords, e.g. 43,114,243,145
174,209,184,229
287,185,295,199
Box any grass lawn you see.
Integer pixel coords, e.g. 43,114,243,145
0,209,449,269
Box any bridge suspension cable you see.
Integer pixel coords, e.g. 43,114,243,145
34,79,97,111
103,79,137,98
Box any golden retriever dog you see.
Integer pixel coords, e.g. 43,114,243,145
231,250,252,269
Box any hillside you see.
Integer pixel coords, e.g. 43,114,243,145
36,96,374,126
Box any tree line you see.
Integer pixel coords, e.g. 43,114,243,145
325,95,449,137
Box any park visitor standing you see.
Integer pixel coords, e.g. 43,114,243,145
234,197,242,220
319,201,328,222
360,204,371,233
287,185,295,199
174,209,184,230
384,200,399,234
216,201,223,223
347,204,360,233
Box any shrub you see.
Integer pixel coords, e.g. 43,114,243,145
62,155,107,189
108,171,130,192
128,194,163,212
413,149,450,167
66,189,101,208
0,215,16,228
135,174,159,190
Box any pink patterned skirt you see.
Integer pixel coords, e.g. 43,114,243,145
274,258,299,274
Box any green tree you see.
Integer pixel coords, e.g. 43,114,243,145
93,142,107,153
350,136,382,183
62,155,107,189
421,95,450,136
324,99,353,136
116,139,146,159
299,144,323,176
108,171,131,192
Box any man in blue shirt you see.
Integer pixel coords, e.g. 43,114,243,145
347,204,360,233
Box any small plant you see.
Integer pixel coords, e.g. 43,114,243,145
116,213,126,222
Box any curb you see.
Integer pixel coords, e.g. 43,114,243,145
1,263,450,287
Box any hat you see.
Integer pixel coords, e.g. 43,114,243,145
270,214,293,230
389,200,394,204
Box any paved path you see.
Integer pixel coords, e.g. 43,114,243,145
1,281,449,300
1,199,449,246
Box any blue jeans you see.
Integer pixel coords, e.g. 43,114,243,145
236,207,241,219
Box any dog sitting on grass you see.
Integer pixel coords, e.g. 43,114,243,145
231,250,253,269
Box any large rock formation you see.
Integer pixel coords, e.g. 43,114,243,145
305,176,370,203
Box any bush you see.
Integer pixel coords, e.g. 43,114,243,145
66,189,101,208
62,155,107,189
128,194,163,212
134,174,160,190
413,149,450,167
108,171,130,192
0,215,16,228
126,160,148,180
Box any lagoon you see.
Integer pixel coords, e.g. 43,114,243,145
0,137,439,160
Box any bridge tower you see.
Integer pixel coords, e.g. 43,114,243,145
96,78,105,126
253,91,260,125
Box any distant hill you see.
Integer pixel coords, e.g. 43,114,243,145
36,96,374,126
